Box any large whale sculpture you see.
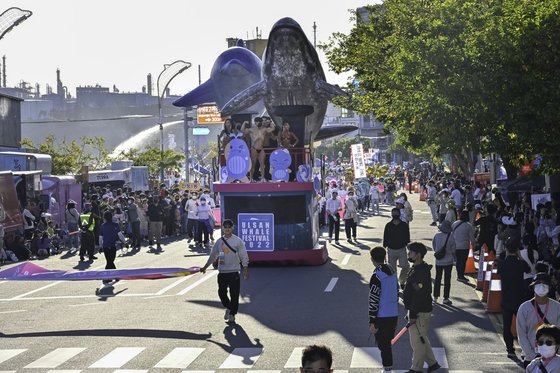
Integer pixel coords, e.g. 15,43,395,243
220,17,355,144
173,44,264,114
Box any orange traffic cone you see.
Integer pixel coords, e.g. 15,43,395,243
486,262,502,313
465,244,477,274
414,182,419,193
482,260,495,302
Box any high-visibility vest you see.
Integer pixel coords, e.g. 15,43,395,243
80,213,94,231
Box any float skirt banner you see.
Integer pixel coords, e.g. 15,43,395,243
237,213,274,252
0,262,200,281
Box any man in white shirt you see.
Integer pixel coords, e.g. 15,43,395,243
326,191,342,244
451,183,463,211
426,181,438,226
184,193,199,244
370,181,381,215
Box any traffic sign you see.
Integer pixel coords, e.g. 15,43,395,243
192,127,210,136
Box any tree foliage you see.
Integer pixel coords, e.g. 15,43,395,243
116,142,185,179
21,135,110,175
321,0,560,177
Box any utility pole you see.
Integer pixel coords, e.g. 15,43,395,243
313,22,317,48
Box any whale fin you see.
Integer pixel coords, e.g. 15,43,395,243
173,79,215,107
315,80,349,99
220,80,267,115
315,125,358,141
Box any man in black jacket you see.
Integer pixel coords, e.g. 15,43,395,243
497,242,530,358
383,208,411,288
403,242,440,373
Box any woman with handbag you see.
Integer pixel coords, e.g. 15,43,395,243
432,220,456,305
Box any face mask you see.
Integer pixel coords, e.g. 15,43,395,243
535,284,550,297
537,344,557,358
191,196,196,199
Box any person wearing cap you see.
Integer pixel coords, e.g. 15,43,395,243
474,203,498,254
426,181,438,226
444,199,457,223
403,242,440,373
517,273,560,367
200,219,249,323
326,191,342,245
383,207,411,288
368,246,399,372
432,220,456,305
497,241,531,358
525,324,560,373
343,190,359,244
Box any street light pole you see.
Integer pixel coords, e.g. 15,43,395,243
157,60,192,183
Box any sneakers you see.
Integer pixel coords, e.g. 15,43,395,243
433,297,439,304
427,362,441,372
430,222,437,226
507,351,516,359
224,309,230,320
328,238,332,243
335,241,340,245
406,370,422,373
443,298,453,305
228,314,236,323
347,239,353,244
90,255,98,260
457,277,469,282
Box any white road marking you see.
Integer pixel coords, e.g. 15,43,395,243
8,282,62,300
46,371,82,373
0,349,27,364
155,276,192,295
25,348,86,368
284,347,304,368
180,371,215,373
341,254,351,266
177,271,218,295
89,347,145,368
324,277,339,292
154,347,204,369
350,347,382,368
113,371,148,373
248,371,281,373
0,293,154,301
69,302,107,307
219,348,263,369
0,310,26,314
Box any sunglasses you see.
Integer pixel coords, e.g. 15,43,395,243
537,339,556,346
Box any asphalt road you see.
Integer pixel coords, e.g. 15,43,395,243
0,190,522,372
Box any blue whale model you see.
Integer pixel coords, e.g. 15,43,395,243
173,46,264,114
220,17,352,144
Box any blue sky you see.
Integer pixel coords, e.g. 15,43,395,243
2,1,372,97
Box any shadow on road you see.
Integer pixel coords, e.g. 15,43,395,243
0,329,212,340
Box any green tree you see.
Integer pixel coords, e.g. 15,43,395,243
322,0,560,177
116,143,185,179
21,135,110,175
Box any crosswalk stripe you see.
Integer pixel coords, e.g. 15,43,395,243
324,278,338,292
25,348,86,368
113,370,148,373
350,347,382,368
89,347,145,368
0,371,17,373
218,348,263,369
0,349,27,364
154,347,204,368
177,271,218,295
284,347,304,368
341,254,351,265
180,371,215,373
247,371,281,373
46,371,82,373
